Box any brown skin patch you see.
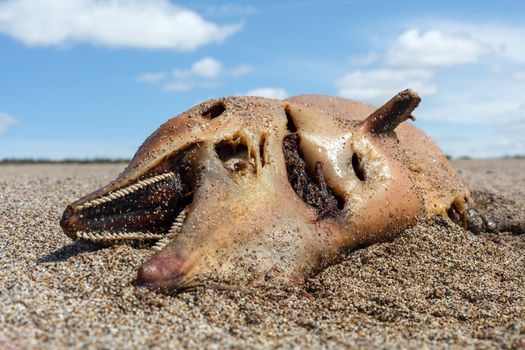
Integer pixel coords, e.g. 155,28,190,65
282,133,342,218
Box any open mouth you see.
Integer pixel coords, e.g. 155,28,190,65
60,145,197,247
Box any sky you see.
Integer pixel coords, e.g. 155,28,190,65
0,0,524,159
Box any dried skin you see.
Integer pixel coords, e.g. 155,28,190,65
60,89,480,290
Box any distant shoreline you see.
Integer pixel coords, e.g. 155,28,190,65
1,155,524,164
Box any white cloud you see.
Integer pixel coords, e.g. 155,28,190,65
205,4,256,18
242,88,287,99
0,112,17,134
349,51,379,65
333,22,525,157
513,71,525,80
386,29,486,67
139,58,251,93
414,70,525,125
432,129,525,159
170,57,223,80
136,72,166,83
335,22,525,119
490,63,502,72
420,94,523,124
0,0,241,50
191,57,222,79
231,63,252,77
336,69,436,103
172,69,192,79
163,81,196,92
432,22,525,63
161,57,222,92
162,80,221,92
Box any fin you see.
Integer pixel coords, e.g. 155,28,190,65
361,89,421,134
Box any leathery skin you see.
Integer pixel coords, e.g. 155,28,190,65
60,90,475,290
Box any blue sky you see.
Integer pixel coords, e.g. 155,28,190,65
0,0,524,159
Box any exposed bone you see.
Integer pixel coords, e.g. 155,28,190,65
152,207,189,251
74,172,175,211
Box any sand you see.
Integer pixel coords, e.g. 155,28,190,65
1,160,524,349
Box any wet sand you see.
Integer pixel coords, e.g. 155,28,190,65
1,160,524,349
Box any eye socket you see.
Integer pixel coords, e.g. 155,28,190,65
284,105,297,132
201,102,226,119
215,138,256,175
351,153,366,181
259,133,268,167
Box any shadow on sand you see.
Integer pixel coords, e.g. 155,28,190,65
38,241,103,263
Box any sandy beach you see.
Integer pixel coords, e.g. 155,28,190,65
1,159,524,349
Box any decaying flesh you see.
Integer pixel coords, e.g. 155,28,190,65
60,89,486,290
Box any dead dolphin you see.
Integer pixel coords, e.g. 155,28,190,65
60,89,485,290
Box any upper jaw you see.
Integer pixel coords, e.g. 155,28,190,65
60,146,198,243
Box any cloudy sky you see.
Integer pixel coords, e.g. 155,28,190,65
0,0,523,159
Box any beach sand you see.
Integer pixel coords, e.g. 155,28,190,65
1,160,524,349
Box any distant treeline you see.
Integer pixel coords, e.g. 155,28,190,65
450,155,525,160
0,158,130,164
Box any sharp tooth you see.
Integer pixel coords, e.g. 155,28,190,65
175,208,188,223
152,237,170,251
75,229,165,242
152,206,189,252
74,172,176,211
104,233,118,240
75,231,164,242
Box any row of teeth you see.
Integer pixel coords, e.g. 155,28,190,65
74,206,189,244
74,172,175,211
75,231,164,241
152,207,189,251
